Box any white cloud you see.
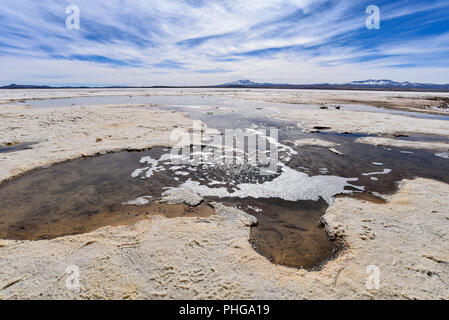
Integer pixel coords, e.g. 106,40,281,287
0,0,448,85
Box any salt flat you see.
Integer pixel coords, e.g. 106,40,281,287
0,88,448,299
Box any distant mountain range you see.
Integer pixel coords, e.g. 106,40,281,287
2,79,449,91
218,79,449,91
1,83,53,89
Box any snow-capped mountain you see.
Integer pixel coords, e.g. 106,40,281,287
222,80,258,86
220,79,291,87
218,79,449,91
349,80,399,86
347,79,445,89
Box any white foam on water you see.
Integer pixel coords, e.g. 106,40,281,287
131,167,149,178
372,162,383,166
133,154,173,178
169,166,185,171
167,164,363,204
140,156,158,165
362,169,392,176
435,152,449,159
329,147,343,155
129,127,367,204
370,177,379,181
247,205,263,212
175,171,190,176
121,196,153,206
208,180,223,185
247,128,298,155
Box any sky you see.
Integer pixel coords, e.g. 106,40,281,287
0,0,449,86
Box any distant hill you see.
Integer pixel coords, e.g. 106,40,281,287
1,83,52,89
221,79,291,87
222,80,258,86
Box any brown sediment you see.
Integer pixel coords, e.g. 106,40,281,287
0,144,343,268
218,197,342,270
0,148,213,241
0,145,344,269
0,142,37,153
5,141,20,146
0,201,214,241
339,192,387,204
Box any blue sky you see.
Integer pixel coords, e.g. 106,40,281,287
0,0,448,86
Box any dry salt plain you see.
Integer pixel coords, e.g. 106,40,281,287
0,88,448,299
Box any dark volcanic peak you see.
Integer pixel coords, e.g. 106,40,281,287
1,83,52,89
